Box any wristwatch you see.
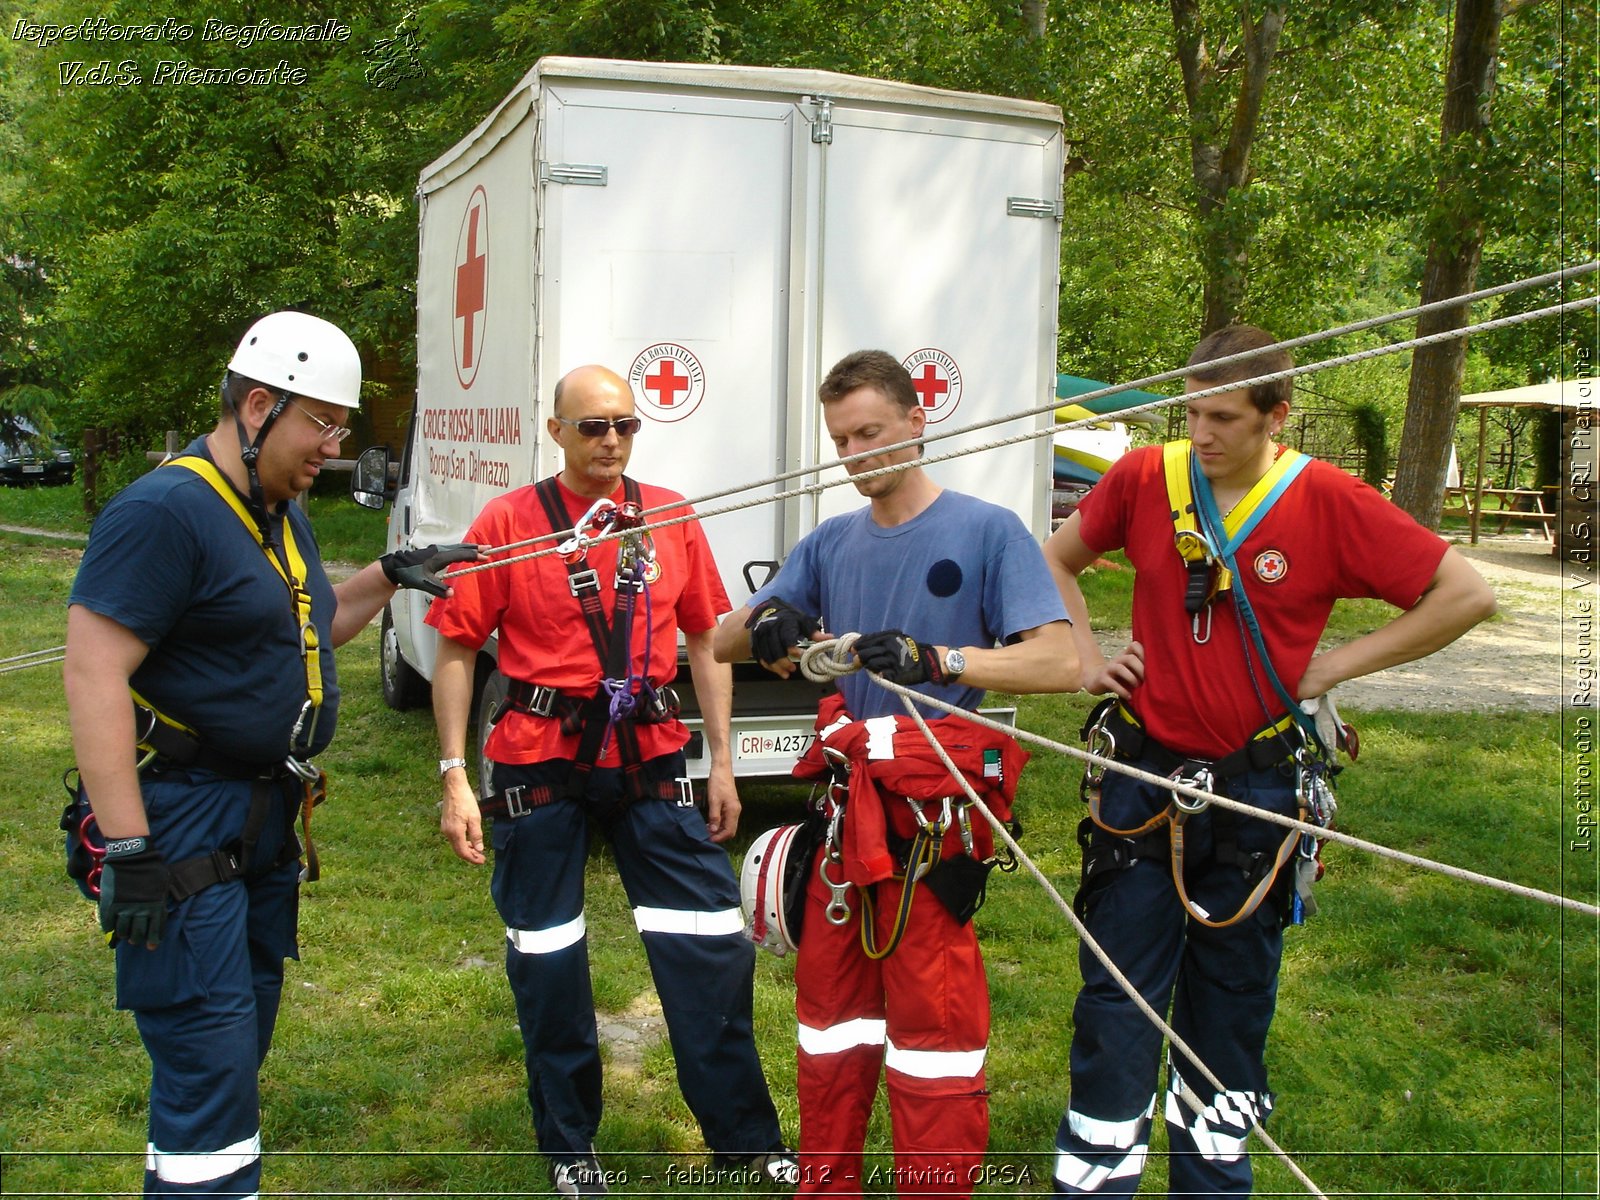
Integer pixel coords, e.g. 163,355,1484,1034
942,647,967,681
438,756,468,777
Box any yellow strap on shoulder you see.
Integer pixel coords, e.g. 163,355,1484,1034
163,456,323,712
1164,439,1309,547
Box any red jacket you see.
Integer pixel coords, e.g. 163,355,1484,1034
794,693,1029,886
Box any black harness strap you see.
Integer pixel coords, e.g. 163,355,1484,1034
533,476,653,802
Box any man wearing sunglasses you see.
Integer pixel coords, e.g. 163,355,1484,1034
427,364,794,1197
64,311,478,1198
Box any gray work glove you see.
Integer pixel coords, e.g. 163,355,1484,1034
1299,692,1357,760
380,543,482,598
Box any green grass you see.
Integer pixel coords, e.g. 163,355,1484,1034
0,474,389,563
0,536,1592,1196
0,477,90,536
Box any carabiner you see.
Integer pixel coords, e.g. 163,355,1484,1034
556,497,618,562
818,853,853,926
908,794,953,835
1169,765,1215,814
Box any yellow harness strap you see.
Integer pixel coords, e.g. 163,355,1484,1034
164,455,324,721
1163,439,1309,546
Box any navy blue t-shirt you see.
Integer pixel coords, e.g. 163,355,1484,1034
69,437,340,762
751,490,1066,719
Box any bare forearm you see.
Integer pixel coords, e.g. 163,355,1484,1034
940,620,1080,695
331,562,398,646
686,629,733,768
1298,549,1496,697
712,608,754,664
63,607,152,839
432,638,478,758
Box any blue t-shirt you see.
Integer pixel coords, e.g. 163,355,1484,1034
752,490,1066,718
69,437,340,762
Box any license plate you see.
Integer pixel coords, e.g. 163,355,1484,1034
735,731,815,760
22,464,43,474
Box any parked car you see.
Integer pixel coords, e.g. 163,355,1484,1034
0,428,75,486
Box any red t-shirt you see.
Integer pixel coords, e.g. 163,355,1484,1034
1076,444,1447,758
426,476,731,766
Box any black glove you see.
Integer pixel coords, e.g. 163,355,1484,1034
853,629,942,686
98,838,171,948
380,543,481,598
745,596,822,665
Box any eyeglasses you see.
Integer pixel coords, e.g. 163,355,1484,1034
556,415,643,438
290,400,353,445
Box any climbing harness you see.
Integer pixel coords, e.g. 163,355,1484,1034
164,454,326,751
58,450,334,908
528,477,678,804
1075,699,1314,928
1163,439,1310,646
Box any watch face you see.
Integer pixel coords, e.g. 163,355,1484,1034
945,649,966,677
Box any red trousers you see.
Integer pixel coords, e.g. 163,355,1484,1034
795,854,990,1198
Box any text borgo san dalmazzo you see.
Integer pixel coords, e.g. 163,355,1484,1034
422,405,522,489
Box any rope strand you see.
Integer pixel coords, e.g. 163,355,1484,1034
454,289,1599,574
888,687,1331,1200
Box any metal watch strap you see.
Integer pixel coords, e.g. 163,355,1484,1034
439,757,468,777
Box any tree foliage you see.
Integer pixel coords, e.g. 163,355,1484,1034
1,0,1588,508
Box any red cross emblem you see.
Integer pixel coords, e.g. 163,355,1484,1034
911,364,949,409
645,358,690,407
899,348,963,423
453,186,489,389
1254,549,1288,582
628,344,706,423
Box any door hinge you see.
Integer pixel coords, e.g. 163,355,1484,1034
808,96,833,144
1007,196,1063,219
540,162,608,187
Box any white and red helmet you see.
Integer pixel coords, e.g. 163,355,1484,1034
740,824,809,957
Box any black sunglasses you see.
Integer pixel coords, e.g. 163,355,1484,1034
556,415,643,438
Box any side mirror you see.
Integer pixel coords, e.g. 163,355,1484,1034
351,444,393,509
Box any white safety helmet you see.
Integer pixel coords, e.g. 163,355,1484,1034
740,824,808,957
227,311,362,409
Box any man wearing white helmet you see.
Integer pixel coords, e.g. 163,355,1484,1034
63,311,477,1199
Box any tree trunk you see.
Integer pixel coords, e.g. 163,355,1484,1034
1391,0,1506,528
1170,0,1287,335
1021,0,1047,39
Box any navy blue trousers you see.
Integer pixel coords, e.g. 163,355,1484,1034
105,770,300,1198
1054,763,1298,1198
488,752,784,1164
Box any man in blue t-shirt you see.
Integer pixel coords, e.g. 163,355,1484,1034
714,349,1079,1198
64,311,475,1199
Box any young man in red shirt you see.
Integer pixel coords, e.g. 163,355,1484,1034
1042,325,1495,1197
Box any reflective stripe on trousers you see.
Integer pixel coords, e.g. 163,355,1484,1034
147,1132,261,1189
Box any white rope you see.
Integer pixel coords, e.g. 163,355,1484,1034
453,289,1599,575
886,685,1330,1200
846,671,1600,918
0,645,66,675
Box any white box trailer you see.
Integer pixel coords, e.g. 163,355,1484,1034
363,56,1064,781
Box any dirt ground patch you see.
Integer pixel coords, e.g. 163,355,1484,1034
1335,535,1566,712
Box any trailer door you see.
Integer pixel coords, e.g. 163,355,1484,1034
809,104,1061,539
538,81,797,609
